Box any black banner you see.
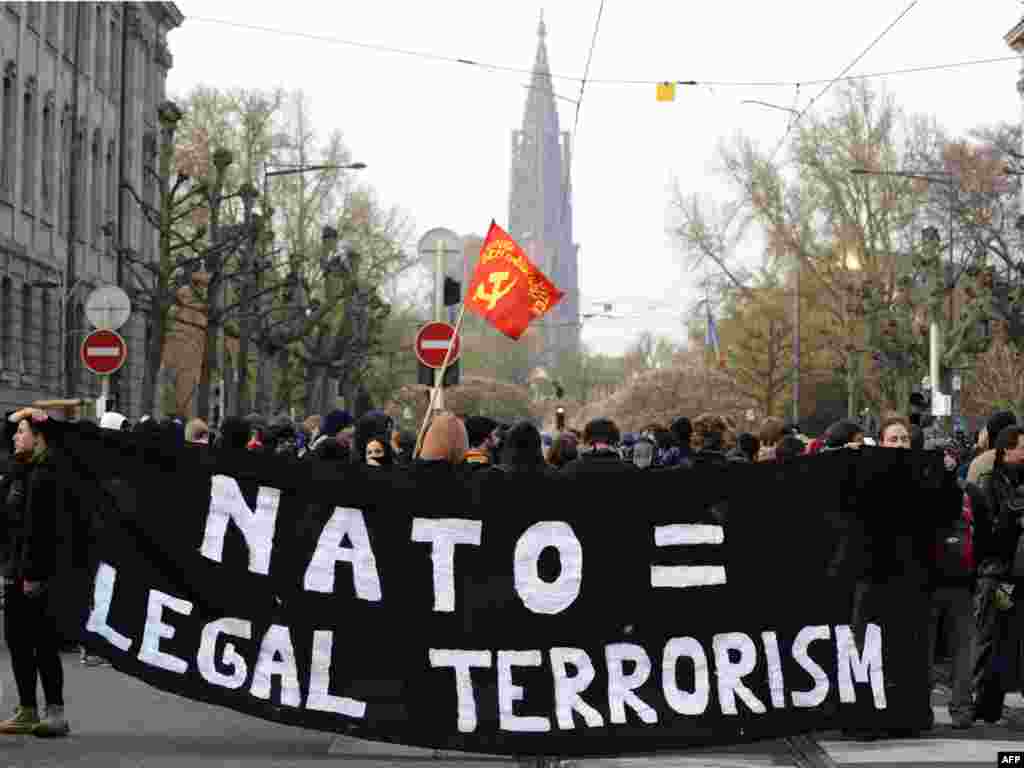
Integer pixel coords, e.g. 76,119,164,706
51,426,942,757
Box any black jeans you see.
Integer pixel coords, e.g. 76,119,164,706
972,575,1018,722
927,585,975,718
3,580,64,708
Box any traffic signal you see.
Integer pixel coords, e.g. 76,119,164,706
555,407,565,431
444,277,461,307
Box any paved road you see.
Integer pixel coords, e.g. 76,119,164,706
0,651,1021,767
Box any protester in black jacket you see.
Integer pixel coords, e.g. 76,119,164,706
494,421,555,475
973,425,1024,724
560,418,636,476
0,410,70,736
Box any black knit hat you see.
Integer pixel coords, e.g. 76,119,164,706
987,411,1018,445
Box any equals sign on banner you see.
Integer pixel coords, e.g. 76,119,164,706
651,524,727,588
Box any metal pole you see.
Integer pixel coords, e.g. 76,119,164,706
99,375,110,418
433,238,445,411
793,251,800,426
59,286,66,396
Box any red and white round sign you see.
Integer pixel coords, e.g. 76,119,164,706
415,321,461,369
81,329,128,375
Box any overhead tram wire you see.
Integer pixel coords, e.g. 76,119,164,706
187,14,1019,91
767,0,919,163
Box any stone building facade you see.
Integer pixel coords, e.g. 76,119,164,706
0,2,182,418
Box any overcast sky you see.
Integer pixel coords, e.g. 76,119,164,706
167,0,1024,355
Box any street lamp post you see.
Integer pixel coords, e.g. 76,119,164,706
851,168,955,425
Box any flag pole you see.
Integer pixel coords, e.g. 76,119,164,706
413,302,468,459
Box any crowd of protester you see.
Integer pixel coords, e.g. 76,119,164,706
0,399,1023,741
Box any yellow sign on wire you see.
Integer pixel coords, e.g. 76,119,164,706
656,81,676,102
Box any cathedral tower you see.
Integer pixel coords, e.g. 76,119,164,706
508,12,580,376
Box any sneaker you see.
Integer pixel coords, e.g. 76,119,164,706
0,706,39,735
33,706,69,738
81,655,109,667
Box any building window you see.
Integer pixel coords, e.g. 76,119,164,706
58,105,71,235
41,98,53,213
21,283,32,376
63,3,74,58
1,64,15,198
72,126,84,242
79,3,91,75
143,42,153,112
45,3,58,42
109,18,119,94
21,88,35,209
0,277,11,369
73,302,84,387
106,139,115,229
26,2,39,30
94,5,104,89
40,289,50,388
92,130,102,244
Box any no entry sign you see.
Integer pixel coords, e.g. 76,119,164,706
415,321,461,369
81,329,127,375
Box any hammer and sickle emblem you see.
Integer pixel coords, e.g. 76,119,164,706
474,271,518,311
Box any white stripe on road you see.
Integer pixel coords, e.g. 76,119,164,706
86,347,121,357
420,340,452,349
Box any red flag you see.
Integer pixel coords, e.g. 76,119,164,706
465,221,564,340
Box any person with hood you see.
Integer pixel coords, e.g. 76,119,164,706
493,421,553,474
362,435,395,467
0,409,71,736
351,411,395,465
664,416,694,468
307,409,352,463
214,417,251,452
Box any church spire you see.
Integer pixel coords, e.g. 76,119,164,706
532,9,551,86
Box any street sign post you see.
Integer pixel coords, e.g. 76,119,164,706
81,329,128,418
85,285,132,330
415,321,461,370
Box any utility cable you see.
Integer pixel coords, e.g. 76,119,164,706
187,14,1019,89
768,0,919,162
557,0,606,240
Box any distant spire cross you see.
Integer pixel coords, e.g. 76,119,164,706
538,9,546,38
